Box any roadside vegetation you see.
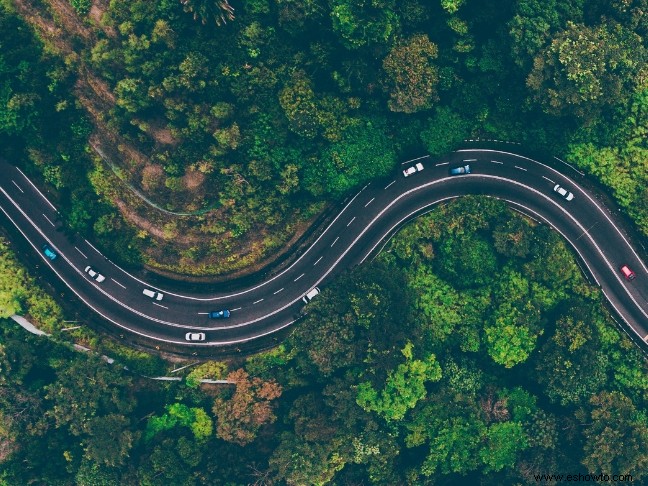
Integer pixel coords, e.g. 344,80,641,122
1,198,646,484
1,0,646,276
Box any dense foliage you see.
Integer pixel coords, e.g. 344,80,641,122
1,198,646,484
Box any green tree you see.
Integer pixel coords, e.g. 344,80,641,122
356,343,441,422
180,0,235,26
479,422,528,472
582,392,648,477
508,0,584,68
485,314,538,368
382,34,439,113
304,120,396,197
420,107,472,157
436,233,498,288
422,416,485,475
69,0,91,15
270,432,348,485
83,414,135,467
527,21,646,118
279,71,319,139
330,0,399,49
492,215,534,258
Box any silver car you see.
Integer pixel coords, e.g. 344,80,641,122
84,266,106,283
403,162,424,177
185,332,206,341
143,288,164,301
553,184,574,201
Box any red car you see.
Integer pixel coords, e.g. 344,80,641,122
620,265,636,281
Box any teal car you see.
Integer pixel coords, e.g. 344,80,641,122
42,244,57,261
449,164,471,175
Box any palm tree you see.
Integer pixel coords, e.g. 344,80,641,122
180,0,235,27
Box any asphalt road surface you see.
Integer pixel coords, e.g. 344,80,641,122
1,148,647,353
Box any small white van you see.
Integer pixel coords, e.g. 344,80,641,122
302,287,320,304
143,288,164,301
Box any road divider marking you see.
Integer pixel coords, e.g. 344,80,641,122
16,167,58,213
294,273,304,282
365,198,375,207
111,278,126,289
273,288,284,294
75,247,88,259
331,236,339,247
577,221,600,240
542,176,555,184
253,299,263,305
43,214,55,227
435,162,449,166
384,180,395,189
11,180,24,193
491,160,503,164
347,216,356,226
314,256,323,266
400,155,430,165
514,165,527,171
84,239,104,256
152,302,168,309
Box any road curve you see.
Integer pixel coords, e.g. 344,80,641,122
1,148,647,353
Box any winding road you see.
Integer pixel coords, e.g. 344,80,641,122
1,148,647,354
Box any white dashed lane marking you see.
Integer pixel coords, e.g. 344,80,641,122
435,162,449,166
273,288,284,295
365,198,375,208
331,236,339,247
384,180,395,189
11,180,24,193
294,273,304,282
314,256,323,266
75,247,88,259
491,160,503,164
253,299,264,305
43,214,55,227
347,217,356,227
152,302,168,309
542,176,555,184
110,278,126,289
515,165,527,171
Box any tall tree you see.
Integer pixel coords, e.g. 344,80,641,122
180,0,235,26
582,392,648,477
527,21,646,118
212,369,282,446
382,34,440,113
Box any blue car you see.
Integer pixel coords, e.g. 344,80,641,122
42,244,57,261
449,164,471,175
209,310,231,319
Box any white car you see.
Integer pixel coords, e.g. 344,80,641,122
143,288,164,301
403,162,424,177
553,184,574,201
84,266,106,283
185,332,206,341
302,287,321,304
